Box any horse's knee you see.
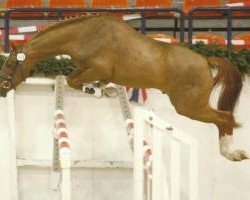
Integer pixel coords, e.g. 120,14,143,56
66,78,82,90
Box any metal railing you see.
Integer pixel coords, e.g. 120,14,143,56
2,7,185,52
1,6,250,53
188,6,250,54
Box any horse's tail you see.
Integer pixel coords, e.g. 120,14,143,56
207,57,243,113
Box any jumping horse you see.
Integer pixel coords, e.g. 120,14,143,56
0,15,248,161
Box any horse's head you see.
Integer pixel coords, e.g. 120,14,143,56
0,45,26,97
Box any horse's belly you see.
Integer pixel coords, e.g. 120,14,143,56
111,67,167,90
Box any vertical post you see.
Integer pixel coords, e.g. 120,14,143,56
179,10,185,43
54,110,71,200
188,10,194,45
173,17,178,38
116,85,132,120
141,12,146,34
170,140,181,200
61,167,71,200
189,141,199,200
116,85,134,151
226,9,233,57
6,90,19,200
4,10,10,52
52,76,65,192
162,166,170,200
133,109,145,200
0,102,12,200
152,128,164,200
145,174,152,200
54,76,65,111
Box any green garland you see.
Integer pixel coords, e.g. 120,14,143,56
30,57,75,77
0,43,250,77
187,43,250,74
0,56,76,78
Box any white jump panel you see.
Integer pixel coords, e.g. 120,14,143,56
133,108,199,200
1,78,133,200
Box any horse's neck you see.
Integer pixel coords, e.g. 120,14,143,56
24,39,62,60
23,26,71,62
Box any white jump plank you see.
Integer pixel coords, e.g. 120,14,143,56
170,140,181,200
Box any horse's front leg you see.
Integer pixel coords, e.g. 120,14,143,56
66,69,85,90
66,66,111,91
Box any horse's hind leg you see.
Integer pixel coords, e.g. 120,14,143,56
198,109,248,161
219,135,248,161
169,93,248,161
189,108,248,161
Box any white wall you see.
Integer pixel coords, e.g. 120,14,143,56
0,77,250,200
0,92,14,199
13,81,133,200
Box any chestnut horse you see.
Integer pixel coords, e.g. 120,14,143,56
0,15,248,161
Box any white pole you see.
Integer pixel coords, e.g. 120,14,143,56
152,128,163,200
145,174,152,200
189,141,199,200
53,76,65,194
162,165,170,200
55,110,72,200
7,90,19,200
170,140,181,200
61,169,71,200
133,109,145,200
60,148,71,200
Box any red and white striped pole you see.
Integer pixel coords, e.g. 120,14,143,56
54,110,71,200
125,117,156,200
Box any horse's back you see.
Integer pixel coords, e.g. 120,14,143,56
70,15,213,91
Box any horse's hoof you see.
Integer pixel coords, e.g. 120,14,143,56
93,88,102,98
223,150,249,161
